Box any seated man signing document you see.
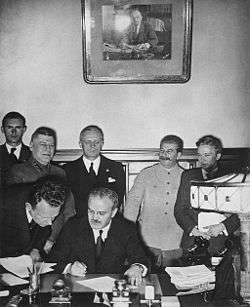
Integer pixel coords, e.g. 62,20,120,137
49,187,149,286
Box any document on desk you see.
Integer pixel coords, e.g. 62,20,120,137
165,265,215,290
0,273,29,286
76,276,116,292
0,255,56,278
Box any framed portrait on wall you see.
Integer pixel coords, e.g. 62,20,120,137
82,0,193,84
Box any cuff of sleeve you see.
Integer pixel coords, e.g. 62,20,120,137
62,263,71,274
189,226,198,236
131,263,147,277
221,223,228,236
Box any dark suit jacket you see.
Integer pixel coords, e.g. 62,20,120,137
122,21,158,47
1,183,51,258
49,215,149,274
174,167,240,254
0,143,31,186
4,156,75,243
64,155,126,216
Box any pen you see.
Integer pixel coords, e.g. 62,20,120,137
38,261,44,275
27,266,32,275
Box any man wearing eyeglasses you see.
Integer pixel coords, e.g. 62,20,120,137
64,125,126,216
5,127,75,254
49,187,148,286
124,135,184,269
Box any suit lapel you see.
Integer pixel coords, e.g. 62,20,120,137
77,157,90,185
97,156,108,183
19,144,31,162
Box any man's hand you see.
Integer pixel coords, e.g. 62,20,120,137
30,248,42,262
204,223,225,237
43,240,54,254
124,264,143,287
137,43,150,51
68,261,87,277
189,227,211,240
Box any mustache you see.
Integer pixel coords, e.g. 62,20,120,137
159,156,170,160
90,219,100,223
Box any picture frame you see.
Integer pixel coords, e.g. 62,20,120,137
82,0,193,84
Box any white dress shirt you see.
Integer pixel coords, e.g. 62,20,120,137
92,222,110,244
82,156,101,175
5,143,22,159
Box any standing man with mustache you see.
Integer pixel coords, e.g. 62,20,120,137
124,135,184,269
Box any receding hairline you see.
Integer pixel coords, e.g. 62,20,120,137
79,126,104,140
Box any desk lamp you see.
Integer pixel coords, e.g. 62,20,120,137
190,169,250,303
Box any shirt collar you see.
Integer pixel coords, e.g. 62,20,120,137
29,156,51,170
25,206,33,223
5,143,22,159
82,156,101,174
202,166,219,180
92,221,111,243
159,162,179,173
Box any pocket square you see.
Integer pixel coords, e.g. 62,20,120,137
108,177,116,183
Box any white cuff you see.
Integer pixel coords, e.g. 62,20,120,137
131,263,147,277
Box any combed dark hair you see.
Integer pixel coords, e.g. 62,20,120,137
2,112,26,127
160,135,184,153
196,135,223,154
80,125,104,141
28,176,67,208
31,126,57,143
88,187,118,210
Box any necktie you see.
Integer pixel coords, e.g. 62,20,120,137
96,230,104,261
89,162,96,181
9,147,18,163
29,220,37,238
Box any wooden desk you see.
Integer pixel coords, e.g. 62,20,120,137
1,273,240,306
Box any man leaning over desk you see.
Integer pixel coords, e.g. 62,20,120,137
49,187,149,286
5,126,76,254
1,176,67,261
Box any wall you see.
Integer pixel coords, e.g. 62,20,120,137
0,0,249,149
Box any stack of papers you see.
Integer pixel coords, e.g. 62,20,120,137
0,255,56,278
165,265,215,290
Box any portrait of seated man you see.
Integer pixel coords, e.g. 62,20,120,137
119,8,158,52
49,187,149,286
1,176,67,262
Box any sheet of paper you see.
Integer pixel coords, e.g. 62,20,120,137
0,290,9,297
76,276,116,292
198,212,226,231
0,273,29,286
161,296,180,307
0,255,32,278
176,283,215,296
0,256,56,278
